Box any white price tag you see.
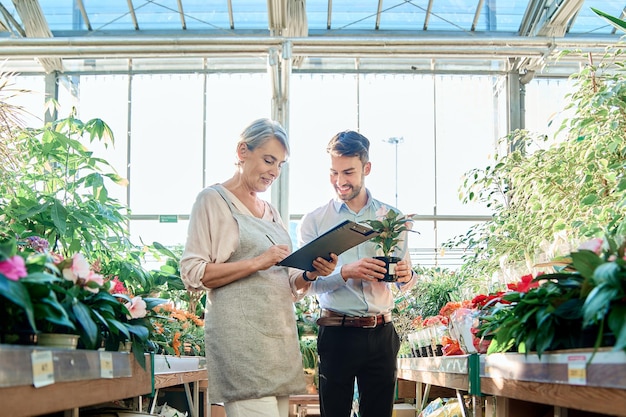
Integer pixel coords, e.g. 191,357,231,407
100,352,114,378
31,350,55,388
567,354,587,385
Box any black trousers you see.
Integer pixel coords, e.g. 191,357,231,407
317,323,400,417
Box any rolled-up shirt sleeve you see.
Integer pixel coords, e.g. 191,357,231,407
180,187,239,291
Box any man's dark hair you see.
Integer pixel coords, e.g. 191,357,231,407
326,130,370,164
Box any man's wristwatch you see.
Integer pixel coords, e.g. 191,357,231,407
302,271,317,282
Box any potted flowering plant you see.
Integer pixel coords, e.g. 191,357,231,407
363,206,417,281
0,235,166,368
472,228,625,357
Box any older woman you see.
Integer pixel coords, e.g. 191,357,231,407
180,118,336,417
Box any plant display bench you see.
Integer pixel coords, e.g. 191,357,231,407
288,394,320,417
398,350,626,417
0,345,152,417
397,354,480,417
145,355,208,417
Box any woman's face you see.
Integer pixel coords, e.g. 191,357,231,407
238,136,288,192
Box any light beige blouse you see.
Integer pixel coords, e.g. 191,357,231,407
180,184,305,298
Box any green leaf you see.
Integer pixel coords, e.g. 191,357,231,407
0,275,36,329
593,262,622,287
591,8,626,33
607,305,626,350
51,200,68,235
571,250,604,280
582,285,618,326
72,301,99,349
581,194,598,205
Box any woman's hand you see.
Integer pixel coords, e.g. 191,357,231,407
256,244,290,270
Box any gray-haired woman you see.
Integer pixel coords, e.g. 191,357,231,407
180,118,337,417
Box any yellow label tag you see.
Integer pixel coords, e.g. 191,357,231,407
31,350,55,388
100,352,114,378
567,355,587,385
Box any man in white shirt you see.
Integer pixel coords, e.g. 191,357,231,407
298,130,417,417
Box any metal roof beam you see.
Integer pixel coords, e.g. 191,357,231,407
177,0,186,30
127,0,139,30
423,0,433,30
76,0,91,31
0,2,26,36
534,0,585,37
519,0,547,36
0,35,616,60
471,0,484,32
12,0,63,73
375,0,383,30
227,0,234,29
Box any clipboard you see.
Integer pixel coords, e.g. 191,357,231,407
278,220,379,270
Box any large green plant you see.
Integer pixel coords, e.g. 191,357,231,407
0,105,129,260
448,51,626,281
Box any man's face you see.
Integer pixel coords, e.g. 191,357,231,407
329,155,370,202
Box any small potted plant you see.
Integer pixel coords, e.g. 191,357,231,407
363,206,417,281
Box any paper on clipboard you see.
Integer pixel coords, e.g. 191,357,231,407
278,220,379,270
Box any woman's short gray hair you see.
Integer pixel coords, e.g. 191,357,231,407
238,118,290,156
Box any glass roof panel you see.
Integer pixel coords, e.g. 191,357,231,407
4,0,625,36
324,0,382,30
37,0,77,30
569,0,626,34
81,2,134,31
474,1,528,32
378,1,427,31
183,0,233,31
423,1,481,31
231,0,269,30
132,0,183,31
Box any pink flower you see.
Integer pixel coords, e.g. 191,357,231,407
83,270,104,293
125,296,147,319
62,253,91,283
578,238,603,255
0,255,28,281
375,205,390,219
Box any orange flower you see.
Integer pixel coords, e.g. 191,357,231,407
411,316,424,328
172,332,182,356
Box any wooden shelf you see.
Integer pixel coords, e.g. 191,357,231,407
398,350,626,417
0,346,151,417
155,368,207,389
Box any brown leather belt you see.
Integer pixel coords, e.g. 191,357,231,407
316,309,392,328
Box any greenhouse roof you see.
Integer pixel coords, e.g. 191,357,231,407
0,0,625,75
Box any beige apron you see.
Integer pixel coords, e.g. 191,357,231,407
205,186,306,403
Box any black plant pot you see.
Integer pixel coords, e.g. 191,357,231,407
374,256,402,282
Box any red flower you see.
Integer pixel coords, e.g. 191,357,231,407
471,292,506,308
108,276,128,294
507,273,541,293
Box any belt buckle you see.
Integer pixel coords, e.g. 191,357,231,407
362,316,377,329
